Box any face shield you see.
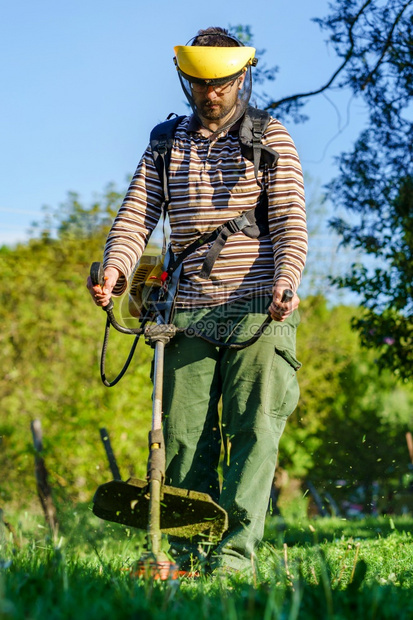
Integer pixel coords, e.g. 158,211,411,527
173,41,257,130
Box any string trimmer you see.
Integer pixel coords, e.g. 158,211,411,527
90,261,293,578
90,262,229,578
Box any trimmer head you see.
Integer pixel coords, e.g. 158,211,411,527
93,478,228,540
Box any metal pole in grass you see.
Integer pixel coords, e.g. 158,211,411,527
31,419,59,542
305,479,329,517
0,507,20,548
406,432,413,465
349,543,361,583
99,428,122,481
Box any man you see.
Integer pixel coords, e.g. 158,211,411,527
88,27,307,575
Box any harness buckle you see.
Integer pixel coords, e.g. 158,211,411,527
156,137,168,156
226,219,242,234
251,119,262,144
226,212,252,235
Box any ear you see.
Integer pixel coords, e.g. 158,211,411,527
238,72,246,89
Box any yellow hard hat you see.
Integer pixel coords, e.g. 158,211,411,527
174,45,257,83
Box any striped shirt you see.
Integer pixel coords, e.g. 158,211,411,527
104,114,307,308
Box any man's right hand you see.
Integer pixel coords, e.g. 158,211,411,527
86,266,120,307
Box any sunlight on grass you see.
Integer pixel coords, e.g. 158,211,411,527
1,509,413,619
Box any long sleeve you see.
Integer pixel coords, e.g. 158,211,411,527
102,115,307,306
265,120,307,291
103,147,164,295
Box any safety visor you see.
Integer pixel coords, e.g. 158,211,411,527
173,45,257,85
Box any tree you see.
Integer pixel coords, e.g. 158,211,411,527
309,354,413,513
0,186,154,509
271,294,413,516
279,296,362,480
2,194,412,514
273,1,413,379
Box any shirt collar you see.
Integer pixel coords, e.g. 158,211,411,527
186,114,242,138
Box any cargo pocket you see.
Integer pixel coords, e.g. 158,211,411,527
274,347,302,371
264,348,301,420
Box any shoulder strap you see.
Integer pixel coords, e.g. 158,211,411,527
152,108,279,281
150,114,185,254
150,114,186,206
150,108,278,195
239,106,279,182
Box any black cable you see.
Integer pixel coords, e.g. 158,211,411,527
91,260,293,384
100,318,141,387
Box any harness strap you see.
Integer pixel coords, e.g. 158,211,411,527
151,107,279,282
163,196,268,282
151,115,186,253
151,114,186,209
198,199,267,279
252,117,264,185
157,141,171,205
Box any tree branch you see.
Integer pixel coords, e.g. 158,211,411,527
267,0,373,110
360,0,413,89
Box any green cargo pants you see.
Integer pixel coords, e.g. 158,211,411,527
162,295,301,572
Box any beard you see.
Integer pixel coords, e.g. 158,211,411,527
198,99,234,120
195,87,240,123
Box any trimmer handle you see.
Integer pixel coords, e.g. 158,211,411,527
90,262,114,312
281,289,294,303
90,262,105,287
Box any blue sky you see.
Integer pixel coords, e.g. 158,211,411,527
1,0,367,281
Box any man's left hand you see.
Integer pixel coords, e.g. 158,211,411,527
269,282,300,322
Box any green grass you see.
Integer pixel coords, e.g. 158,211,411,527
1,509,413,619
